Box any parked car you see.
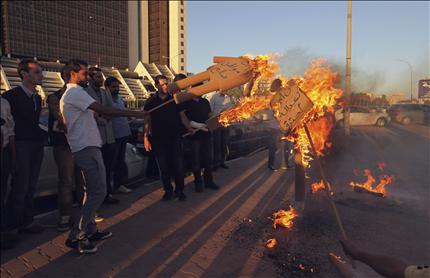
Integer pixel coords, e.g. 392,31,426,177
334,106,390,127
388,103,430,125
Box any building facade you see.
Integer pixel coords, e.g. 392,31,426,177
1,0,186,72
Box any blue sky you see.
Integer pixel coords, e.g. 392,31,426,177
187,1,429,96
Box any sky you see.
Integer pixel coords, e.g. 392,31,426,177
187,1,429,97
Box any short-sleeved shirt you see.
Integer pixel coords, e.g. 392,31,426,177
0,96,15,148
144,93,184,142
208,92,233,116
182,98,211,139
60,83,102,153
111,95,131,139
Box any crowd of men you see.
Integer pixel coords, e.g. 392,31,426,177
0,58,244,254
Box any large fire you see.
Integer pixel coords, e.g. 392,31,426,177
272,206,299,229
218,96,273,126
350,168,395,197
287,59,342,167
243,54,279,96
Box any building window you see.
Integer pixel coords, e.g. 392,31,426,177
181,50,184,54
180,33,184,38
181,58,184,63
181,66,185,71
180,17,184,22
180,0,184,5
181,25,184,30
181,9,184,14
181,41,184,46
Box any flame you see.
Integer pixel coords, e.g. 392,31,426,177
243,54,279,96
272,206,298,229
266,238,277,249
329,253,347,264
350,169,395,197
377,161,386,171
311,180,325,193
287,59,342,167
219,95,273,126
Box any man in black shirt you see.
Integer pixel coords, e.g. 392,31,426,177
181,96,219,192
143,75,186,201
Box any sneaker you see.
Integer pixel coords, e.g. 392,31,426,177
268,165,278,171
206,183,220,190
65,238,98,254
162,191,173,201
95,214,105,223
175,192,187,201
19,224,44,234
57,216,72,232
117,185,133,193
104,194,120,204
88,230,113,241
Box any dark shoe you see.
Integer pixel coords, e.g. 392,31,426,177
88,230,113,241
57,216,72,232
220,164,229,169
175,192,187,201
19,224,44,234
162,191,173,201
104,194,120,204
206,183,220,190
268,165,278,171
195,182,204,193
65,238,98,254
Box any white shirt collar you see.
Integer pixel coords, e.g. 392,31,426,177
19,83,36,97
66,83,81,89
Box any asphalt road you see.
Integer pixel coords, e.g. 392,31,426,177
1,123,429,278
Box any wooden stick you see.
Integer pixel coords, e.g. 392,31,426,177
146,98,174,113
303,124,347,239
303,124,357,268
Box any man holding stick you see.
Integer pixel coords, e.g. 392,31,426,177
60,59,146,254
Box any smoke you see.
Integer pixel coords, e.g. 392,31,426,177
274,48,388,94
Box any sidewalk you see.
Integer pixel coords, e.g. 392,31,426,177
1,150,297,278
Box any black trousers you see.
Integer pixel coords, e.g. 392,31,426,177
213,127,229,167
112,136,129,190
152,137,184,193
1,145,11,231
101,143,116,195
190,136,213,185
7,140,44,229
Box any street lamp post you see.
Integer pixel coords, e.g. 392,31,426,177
344,0,353,136
397,59,413,102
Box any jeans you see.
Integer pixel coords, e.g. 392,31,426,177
112,136,129,190
1,145,11,231
152,138,184,193
190,136,213,185
213,127,229,167
53,145,85,217
69,147,107,240
7,140,44,229
101,143,116,195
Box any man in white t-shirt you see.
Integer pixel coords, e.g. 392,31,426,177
60,59,145,254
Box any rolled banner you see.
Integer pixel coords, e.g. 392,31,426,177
270,80,314,134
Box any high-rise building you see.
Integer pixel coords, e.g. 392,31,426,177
1,0,186,72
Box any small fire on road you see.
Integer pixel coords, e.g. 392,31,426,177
272,206,299,229
266,238,277,249
350,166,395,197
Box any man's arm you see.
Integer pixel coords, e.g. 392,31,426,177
340,240,408,278
242,72,260,97
143,115,152,151
88,101,146,118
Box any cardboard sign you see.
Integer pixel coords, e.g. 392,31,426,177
270,81,314,133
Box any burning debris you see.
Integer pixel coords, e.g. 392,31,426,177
350,167,395,197
266,238,277,249
272,206,299,230
311,180,326,193
329,253,347,264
